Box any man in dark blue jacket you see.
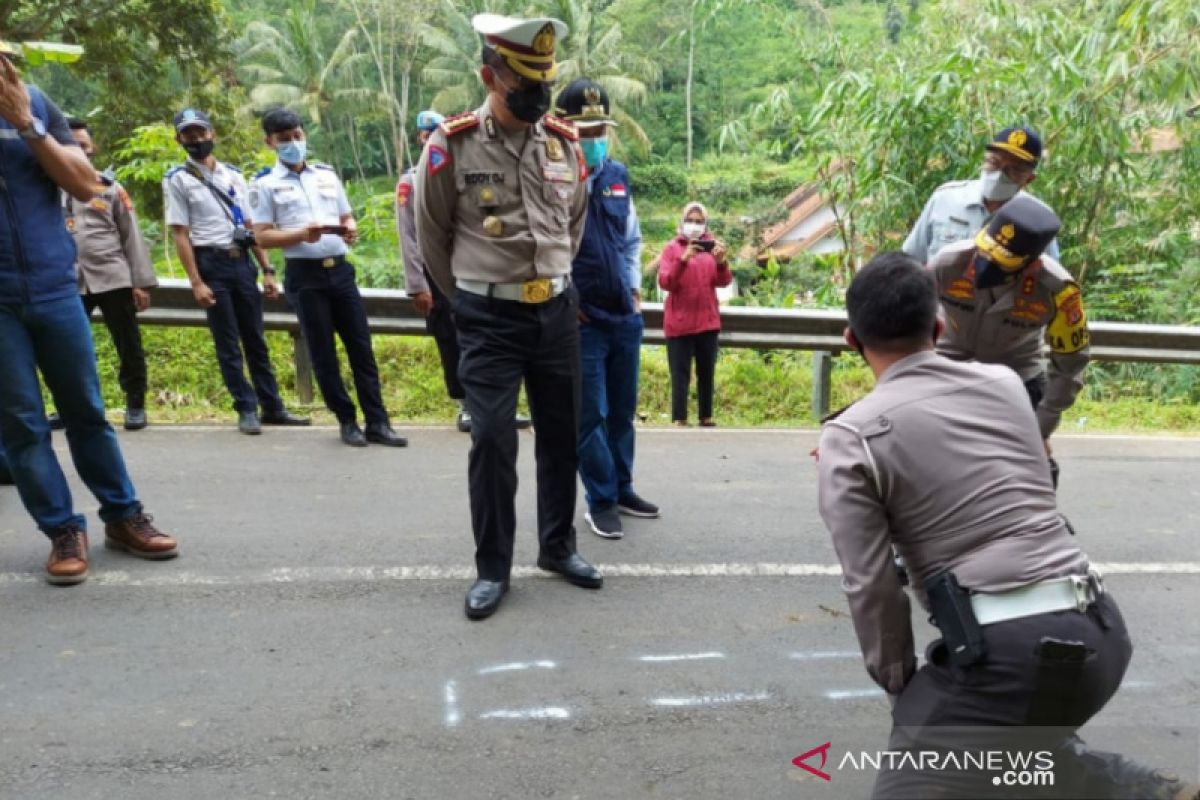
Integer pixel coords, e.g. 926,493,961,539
0,45,177,585
554,78,658,540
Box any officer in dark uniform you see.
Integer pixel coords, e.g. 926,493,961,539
553,77,658,541
414,13,603,619
818,252,1198,800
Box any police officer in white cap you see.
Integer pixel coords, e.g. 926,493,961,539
414,13,601,620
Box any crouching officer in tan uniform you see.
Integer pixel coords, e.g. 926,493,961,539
414,13,602,620
818,252,1198,800
929,194,1088,484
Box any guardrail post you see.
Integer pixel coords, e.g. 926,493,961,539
812,351,832,420
291,330,315,405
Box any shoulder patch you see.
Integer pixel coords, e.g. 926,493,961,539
427,145,451,176
543,115,579,142
440,112,480,137
1046,283,1089,354
396,179,412,207
254,166,272,179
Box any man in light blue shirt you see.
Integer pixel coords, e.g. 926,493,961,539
903,126,1060,264
249,107,406,448
555,78,658,540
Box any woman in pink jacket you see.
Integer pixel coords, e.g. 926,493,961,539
657,202,733,427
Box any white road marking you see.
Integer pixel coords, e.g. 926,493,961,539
443,680,460,727
825,688,886,700
638,652,725,663
477,660,558,676
0,562,1197,587
651,691,770,708
478,707,570,721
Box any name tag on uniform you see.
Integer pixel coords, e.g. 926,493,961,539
543,163,573,183
464,171,505,185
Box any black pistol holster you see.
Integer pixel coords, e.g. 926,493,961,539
925,570,988,667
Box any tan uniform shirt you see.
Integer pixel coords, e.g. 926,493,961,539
929,240,1090,437
65,177,156,294
395,169,429,296
413,100,587,296
817,351,1089,695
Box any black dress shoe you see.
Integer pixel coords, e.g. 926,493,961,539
47,412,65,431
465,579,508,620
514,414,532,430
364,422,407,447
0,465,13,485
124,407,148,431
536,552,603,589
340,421,368,447
238,411,262,435
261,409,312,426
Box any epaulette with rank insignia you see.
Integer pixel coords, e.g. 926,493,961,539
543,114,579,142
440,112,480,137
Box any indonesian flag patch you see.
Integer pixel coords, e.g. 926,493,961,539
396,181,412,206
609,183,627,198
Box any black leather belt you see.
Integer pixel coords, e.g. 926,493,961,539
194,245,245,259
286,255,347,269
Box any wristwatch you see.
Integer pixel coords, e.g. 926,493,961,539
261,267,277,277
18,118,47,141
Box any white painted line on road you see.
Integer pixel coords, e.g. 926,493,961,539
789,650,860,661
477,660,558,676
651,691,770,708
479,706,570,721
444,680,461,728
638,652,725,663
825,688,886,700
1,561,1198,588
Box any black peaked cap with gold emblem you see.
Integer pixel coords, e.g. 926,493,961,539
974,194,1061,275
554,78,617,129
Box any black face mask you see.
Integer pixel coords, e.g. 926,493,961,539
504,82,552,124
973,256,1020,289
183,140,215,161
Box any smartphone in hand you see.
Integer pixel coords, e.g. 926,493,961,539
695,239,716,253
320,225,348,235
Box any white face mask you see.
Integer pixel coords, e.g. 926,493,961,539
682,222,706,239
980,168,1021,202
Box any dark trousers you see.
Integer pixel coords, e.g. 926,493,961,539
284,258,387,425
453,288,580,581
426,279,464,401
82,288,147,407
195,248,285,416
666,330,719,422
1024,373,1060,488
875,594,1136,799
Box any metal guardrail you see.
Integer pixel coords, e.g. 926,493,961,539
138,278,1200,414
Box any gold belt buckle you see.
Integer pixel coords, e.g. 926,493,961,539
229,247,243,259
520,278,553,304
322,257,336,268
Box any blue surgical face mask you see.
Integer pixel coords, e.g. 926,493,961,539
580,136,608,169
276,139,307,165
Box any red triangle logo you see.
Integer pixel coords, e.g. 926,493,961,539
792,741,832,781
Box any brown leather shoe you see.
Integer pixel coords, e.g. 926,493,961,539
104,512,178,560
46,526,88,586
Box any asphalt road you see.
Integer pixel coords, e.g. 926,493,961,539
1,427,1197,799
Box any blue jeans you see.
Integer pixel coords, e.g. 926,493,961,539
577,313,643,512
0,296,141,536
